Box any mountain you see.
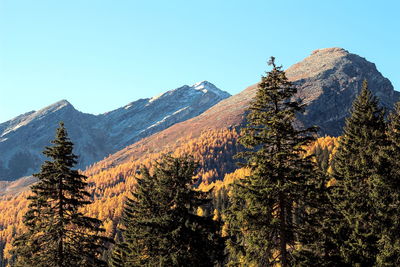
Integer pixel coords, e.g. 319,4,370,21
287,47,398,135
0,48,398,265
0,48,396,185
99,81,230,150
0,81,230,181
0,101,101,181
90,48,398,170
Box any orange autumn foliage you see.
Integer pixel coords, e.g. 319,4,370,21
0,128,241,262
0,132,339,264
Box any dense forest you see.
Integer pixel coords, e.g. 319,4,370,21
1,57,400,266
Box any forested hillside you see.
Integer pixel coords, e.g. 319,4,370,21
0,128,241,263
0,128,338,265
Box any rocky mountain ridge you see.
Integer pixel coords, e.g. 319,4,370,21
287,47,398,135
0,81,230,181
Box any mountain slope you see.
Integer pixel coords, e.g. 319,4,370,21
0,81,230,181
0,100,102,181
99,81,230,150
90,48,398,171
288,48,398,135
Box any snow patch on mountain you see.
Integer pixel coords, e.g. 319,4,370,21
192,81,230,98
149,92,165,103
146,106,189,131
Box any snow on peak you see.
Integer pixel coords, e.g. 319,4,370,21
192,80,214,92
191,81,230,98
144,81,229,106
46,99,71,111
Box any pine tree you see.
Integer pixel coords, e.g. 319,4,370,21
293,169,348,266
110,154,224,267
226,57,317,266
11,122,110,267
373,102,400,265
331,80,386,266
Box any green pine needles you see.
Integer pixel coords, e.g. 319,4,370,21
110,154,224,267
11,122,110,267
330,80,386,266
329,80,400,266
226,57,318,267
375,102,400,266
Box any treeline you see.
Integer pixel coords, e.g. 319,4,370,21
4,57,400,266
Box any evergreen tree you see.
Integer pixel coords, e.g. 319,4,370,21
226,57,317,266
110,154,224,267
293,169,348,266
331,80,386,266
373,102,400,265
11,122,110,267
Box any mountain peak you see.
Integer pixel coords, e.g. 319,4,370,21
0,99,75,139
192,80,214,89
286,47,354,82
45,99,72,111
28,99,75,119
191,80,218,92
284,47,396,135
148,81,230,103
191,81,231,98
311,47,349,56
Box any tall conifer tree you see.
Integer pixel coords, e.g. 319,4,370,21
331,80,386,266
12,122,110,267
226,57,317,266
373,102,400,265
110,154,224,267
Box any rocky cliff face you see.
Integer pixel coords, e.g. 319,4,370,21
0,81,230,181
285,47,398,135
192,47,397,136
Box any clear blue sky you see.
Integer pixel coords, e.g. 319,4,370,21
1,0,399,123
